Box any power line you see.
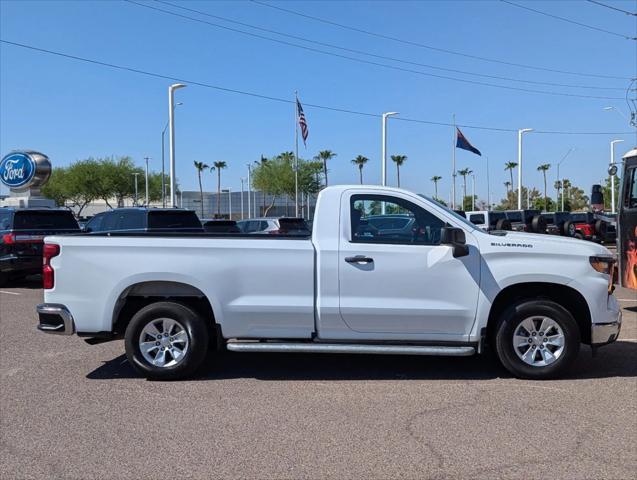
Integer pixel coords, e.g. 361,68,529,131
153,0,623,91
250,0,632,80
1,39,634,136
125,0,624,100
586,0,637,16
501,0,637,40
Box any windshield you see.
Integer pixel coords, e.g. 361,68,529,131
418,195,477,230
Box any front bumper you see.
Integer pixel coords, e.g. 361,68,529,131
36,304,75,335
591,304,622,346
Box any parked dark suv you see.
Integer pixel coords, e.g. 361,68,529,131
83,208,203,233
0,208,80,286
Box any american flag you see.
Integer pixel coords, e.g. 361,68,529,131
297,97,309,146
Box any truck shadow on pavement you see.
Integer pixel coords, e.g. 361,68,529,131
87,340,637,381
3,275,42,290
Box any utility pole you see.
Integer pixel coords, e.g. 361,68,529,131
610,140,624,213
471,174,476,211
452,114,457,209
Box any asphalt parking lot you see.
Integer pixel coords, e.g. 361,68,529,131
1,279,636,479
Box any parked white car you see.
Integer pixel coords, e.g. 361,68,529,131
37,186,620,380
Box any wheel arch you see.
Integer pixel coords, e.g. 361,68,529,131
486,282,592,345
112,281,221,345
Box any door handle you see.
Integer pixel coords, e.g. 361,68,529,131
345,255,374,264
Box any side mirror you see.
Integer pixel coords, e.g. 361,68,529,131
441,227,469,258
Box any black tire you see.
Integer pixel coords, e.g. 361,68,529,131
531,215,547,233
574,233,584,240
124,302,210,380
594,220,607,237
494,299,580,380
563,221,576,237
495,218,512,231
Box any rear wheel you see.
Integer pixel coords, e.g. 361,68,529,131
495,219,512,231
124,302,209,380
494,300,580,379
563,221,576,237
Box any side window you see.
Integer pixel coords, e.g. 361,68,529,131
625,167,637,209
119,211,145,230
0,212,11,231
350,194,445,245
85,213,104,232
101,212,119,231
469,214,485,225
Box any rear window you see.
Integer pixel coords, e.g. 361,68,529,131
277,218,310,232
505,211,522,222
469,214,485,225
13,211,79,230
148,210,202,229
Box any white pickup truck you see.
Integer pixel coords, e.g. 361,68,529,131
37,186,621,380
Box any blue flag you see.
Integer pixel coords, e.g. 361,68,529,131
456,127,481,156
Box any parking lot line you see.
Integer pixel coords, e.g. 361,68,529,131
0,290,21,296
617,298,637,302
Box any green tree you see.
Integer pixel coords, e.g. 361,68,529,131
193,161,209,218
431,175,442,198
457,168,473,210
211,161,227,217
316,150,336,186
536,163,551,212
601,175,621,211
390,154,407,187
42,167,71,206
351,155,369,184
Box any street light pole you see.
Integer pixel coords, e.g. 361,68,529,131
240,178,245,220
143,157,150,205
610,139,624,214
517,128,534,210
161,102,182,208
246,164,252,218
168,83,186,208
471,174,476,210
381,112,399,187
133,173,139,206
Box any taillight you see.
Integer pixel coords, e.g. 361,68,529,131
42,243,60,289
1,234,44,244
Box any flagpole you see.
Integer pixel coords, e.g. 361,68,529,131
294,91,299,218
452,114,456,210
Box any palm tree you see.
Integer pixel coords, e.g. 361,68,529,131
537,163,551,211
457,168,472,210
504,181,512,194
210,161,227,217
316,150,336,186
390,155,408,187
505,161,518,203
193,161,209,218
351,155,369,184
431,176,442,198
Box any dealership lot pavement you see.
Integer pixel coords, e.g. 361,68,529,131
1,279,636,479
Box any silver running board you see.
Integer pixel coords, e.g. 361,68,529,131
226,342,475,356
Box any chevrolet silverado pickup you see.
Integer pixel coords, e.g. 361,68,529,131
36,185,621,380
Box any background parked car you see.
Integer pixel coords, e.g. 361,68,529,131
237,217,311,235
569,212,608,242
202,219,241,233
466,211,512,231
504,209,547,233
83,208,203,234
0,207,80,286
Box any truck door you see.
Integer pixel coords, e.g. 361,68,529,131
619,150,637,290
338,192,481,339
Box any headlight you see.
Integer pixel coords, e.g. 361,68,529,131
590,255,616,294
589,255,615,276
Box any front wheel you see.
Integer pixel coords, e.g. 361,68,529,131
494,300,580,379
125,302,209,380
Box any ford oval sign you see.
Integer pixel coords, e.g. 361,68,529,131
0,151,51,192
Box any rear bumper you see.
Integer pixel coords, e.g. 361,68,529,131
36,303,75,335
0,254,41,274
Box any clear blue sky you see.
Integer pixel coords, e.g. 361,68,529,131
1,0,636,204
